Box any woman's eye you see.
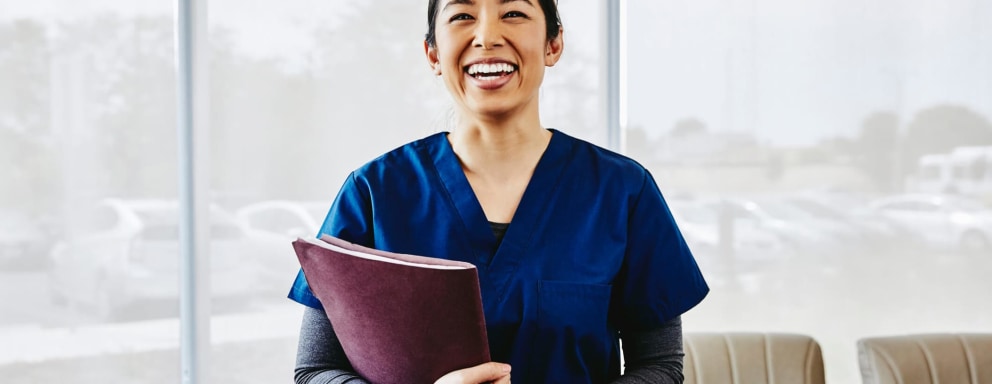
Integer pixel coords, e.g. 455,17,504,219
503,11,528,19
450,13,473,22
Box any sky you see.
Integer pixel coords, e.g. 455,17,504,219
3,0,990,146
626,0,992,145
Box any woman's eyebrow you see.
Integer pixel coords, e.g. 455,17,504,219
443,0,535,12
443,0,475,12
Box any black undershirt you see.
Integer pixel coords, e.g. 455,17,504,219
489,221,510,245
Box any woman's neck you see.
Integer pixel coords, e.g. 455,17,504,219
447,104,552,223
448,100,550,165
447,117,550,178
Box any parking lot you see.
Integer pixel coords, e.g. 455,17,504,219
1,191,990,383
1,245,988,383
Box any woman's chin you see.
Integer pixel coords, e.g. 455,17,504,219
459,99,506,116
461,94,536,120
468,106,520,121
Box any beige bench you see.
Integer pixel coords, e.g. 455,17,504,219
684,332,825,384
858,333,992,384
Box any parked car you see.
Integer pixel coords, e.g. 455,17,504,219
868,194,992,253
701,198,838,257
668,198,792,263
754,197,870,251
785,195,919,251
236,200,329,238
48,199,283,319
236,200,331,287
0,211,51,270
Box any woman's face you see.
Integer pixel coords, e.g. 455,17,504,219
426,0,564,119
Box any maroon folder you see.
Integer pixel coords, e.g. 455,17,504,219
292,235,491,384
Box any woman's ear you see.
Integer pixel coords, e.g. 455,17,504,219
424,40,442,75
545,26,565,67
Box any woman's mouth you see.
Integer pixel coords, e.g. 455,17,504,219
464,62,518,90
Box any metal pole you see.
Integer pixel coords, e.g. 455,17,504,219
176,0,210,383
606,0,624,153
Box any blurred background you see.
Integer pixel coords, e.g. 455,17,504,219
0,0,989,383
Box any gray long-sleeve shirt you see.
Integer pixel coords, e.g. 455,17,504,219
294,307,684,384
297,222,686,383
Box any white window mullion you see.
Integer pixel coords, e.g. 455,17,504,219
175,1,211,383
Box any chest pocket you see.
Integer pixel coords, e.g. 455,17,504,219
534,280,614,384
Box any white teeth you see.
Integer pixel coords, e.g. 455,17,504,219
467,62,516,75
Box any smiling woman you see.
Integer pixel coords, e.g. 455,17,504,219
289,0,708,383
425,0,563,131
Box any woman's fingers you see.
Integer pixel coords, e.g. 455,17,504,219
435,362,511,384
492,371,512,384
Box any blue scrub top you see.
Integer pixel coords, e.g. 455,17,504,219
289,129,708,383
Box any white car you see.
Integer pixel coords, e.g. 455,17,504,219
48,199,281,319
869,194,992,252
667,199,791,262
236,200,331,289
708,198,836,257
236,200,329,238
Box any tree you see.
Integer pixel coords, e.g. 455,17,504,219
301,0,447,185
901,105,992,178
0,20,56,213
51,16,180,199
208,27,330,201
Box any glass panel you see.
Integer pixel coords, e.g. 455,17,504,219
206,0,606,379
628,0,992,382
0,0,609,381
0,1,181,382
542,0,606,146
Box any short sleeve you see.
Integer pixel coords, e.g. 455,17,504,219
287,171,375,309
613,171,709,331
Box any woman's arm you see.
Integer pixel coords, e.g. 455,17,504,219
296,300,683,384
296,306,508,384
611,316,685,384
295,306,371,384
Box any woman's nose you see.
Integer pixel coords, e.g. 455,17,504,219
472,12,503,49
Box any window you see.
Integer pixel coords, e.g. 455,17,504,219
208,0,607,380
1,0,604,378
953,165,969,178
5,0,986,382
920,164,943,180
244,209,307,235
969,158,987,180
627,0,991,382
76,204,123,235
0,2,182,380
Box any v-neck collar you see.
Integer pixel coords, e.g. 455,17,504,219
426,128,574,312
426,129,574,270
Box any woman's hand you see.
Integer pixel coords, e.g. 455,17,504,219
434,362,511,384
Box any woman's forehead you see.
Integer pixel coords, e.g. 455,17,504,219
442,0,536,9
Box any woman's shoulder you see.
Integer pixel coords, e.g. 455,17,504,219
350,131,447,182
554,129,651,186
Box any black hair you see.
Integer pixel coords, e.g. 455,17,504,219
425,0,562,48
